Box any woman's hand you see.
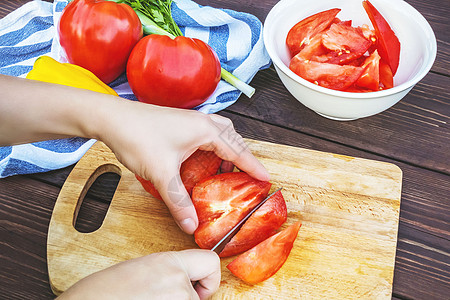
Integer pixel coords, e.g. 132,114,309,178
0,75,270,234
94,100,270,234
57,250,221,300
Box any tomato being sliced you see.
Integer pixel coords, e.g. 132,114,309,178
290,56,364,91
136,150,222,200
219,190,287,258
362,0,400,75
286,8,341,57
227,221,302,284
320,23,372,65
192,172,271,250
355,49,381,91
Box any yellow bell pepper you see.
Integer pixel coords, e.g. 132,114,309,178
26,56,118,96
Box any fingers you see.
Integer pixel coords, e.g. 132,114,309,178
154,166,199,234
207,114,270,182
173,250,221,300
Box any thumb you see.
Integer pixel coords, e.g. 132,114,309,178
155,168,199,234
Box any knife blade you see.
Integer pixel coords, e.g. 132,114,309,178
210,187,283,255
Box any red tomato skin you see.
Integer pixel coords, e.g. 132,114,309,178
136,174,161,199
58,0,143,84
136,150,222,200
286,8,341,57
227,221,302,284
192,172,271,249
362,0,400,75
219,190,287,258
290,56,364,91
127,35,221,109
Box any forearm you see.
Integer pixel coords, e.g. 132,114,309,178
0,74,116,146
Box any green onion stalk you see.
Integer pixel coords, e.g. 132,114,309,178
109,0,255,98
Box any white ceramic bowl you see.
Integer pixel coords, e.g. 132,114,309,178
263,0,437,120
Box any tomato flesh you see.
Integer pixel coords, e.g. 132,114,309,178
290,56,364,91
320,23,372,65
227,221,302,284
192,172,271,249
286,8,341,57
136,150,222,200
219,190,287,258
287,3,399,92
58,0,143,84
379,59,394,89
355,50,381,91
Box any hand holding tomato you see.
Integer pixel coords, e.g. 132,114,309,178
58,0,143,84
97,100,270,234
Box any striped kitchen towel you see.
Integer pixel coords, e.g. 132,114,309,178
0,0,271,178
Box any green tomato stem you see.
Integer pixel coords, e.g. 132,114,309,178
221,68,255,98
105,0,254,98
135,11,176,38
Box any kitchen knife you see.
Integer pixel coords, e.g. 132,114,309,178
210,187,283,255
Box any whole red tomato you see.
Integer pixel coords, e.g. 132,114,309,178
58,0,143,84
127,35,221,109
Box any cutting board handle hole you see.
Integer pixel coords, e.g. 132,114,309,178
74,164,121,233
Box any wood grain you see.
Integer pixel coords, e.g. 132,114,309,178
0,0,448,299
47,140,402,299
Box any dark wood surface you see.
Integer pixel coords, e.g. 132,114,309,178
1,0,449,299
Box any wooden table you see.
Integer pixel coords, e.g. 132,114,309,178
1,0,449,299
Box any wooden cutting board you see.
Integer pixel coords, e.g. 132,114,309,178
47,139,402,299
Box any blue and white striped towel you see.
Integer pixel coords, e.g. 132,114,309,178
0,0,271,178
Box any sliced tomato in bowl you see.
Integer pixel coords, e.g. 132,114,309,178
192,172,271,250
136,150,222,200
379,59,394,89
286,8,341,57
355,50,381,91
295,34,328,61
289,56,364,91
227,221,302,284
320,22,372,65
362,0,400,75
219,190,287,258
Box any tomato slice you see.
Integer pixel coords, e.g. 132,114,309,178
320,23,372,65
379,59,394,89
362,0,400,75
227,221,302,284
290,56,364,91
286,8,341,57
219,190,287,258
355,49,381,91
295,34,328,61
192,172,271,249
136,150,222,200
